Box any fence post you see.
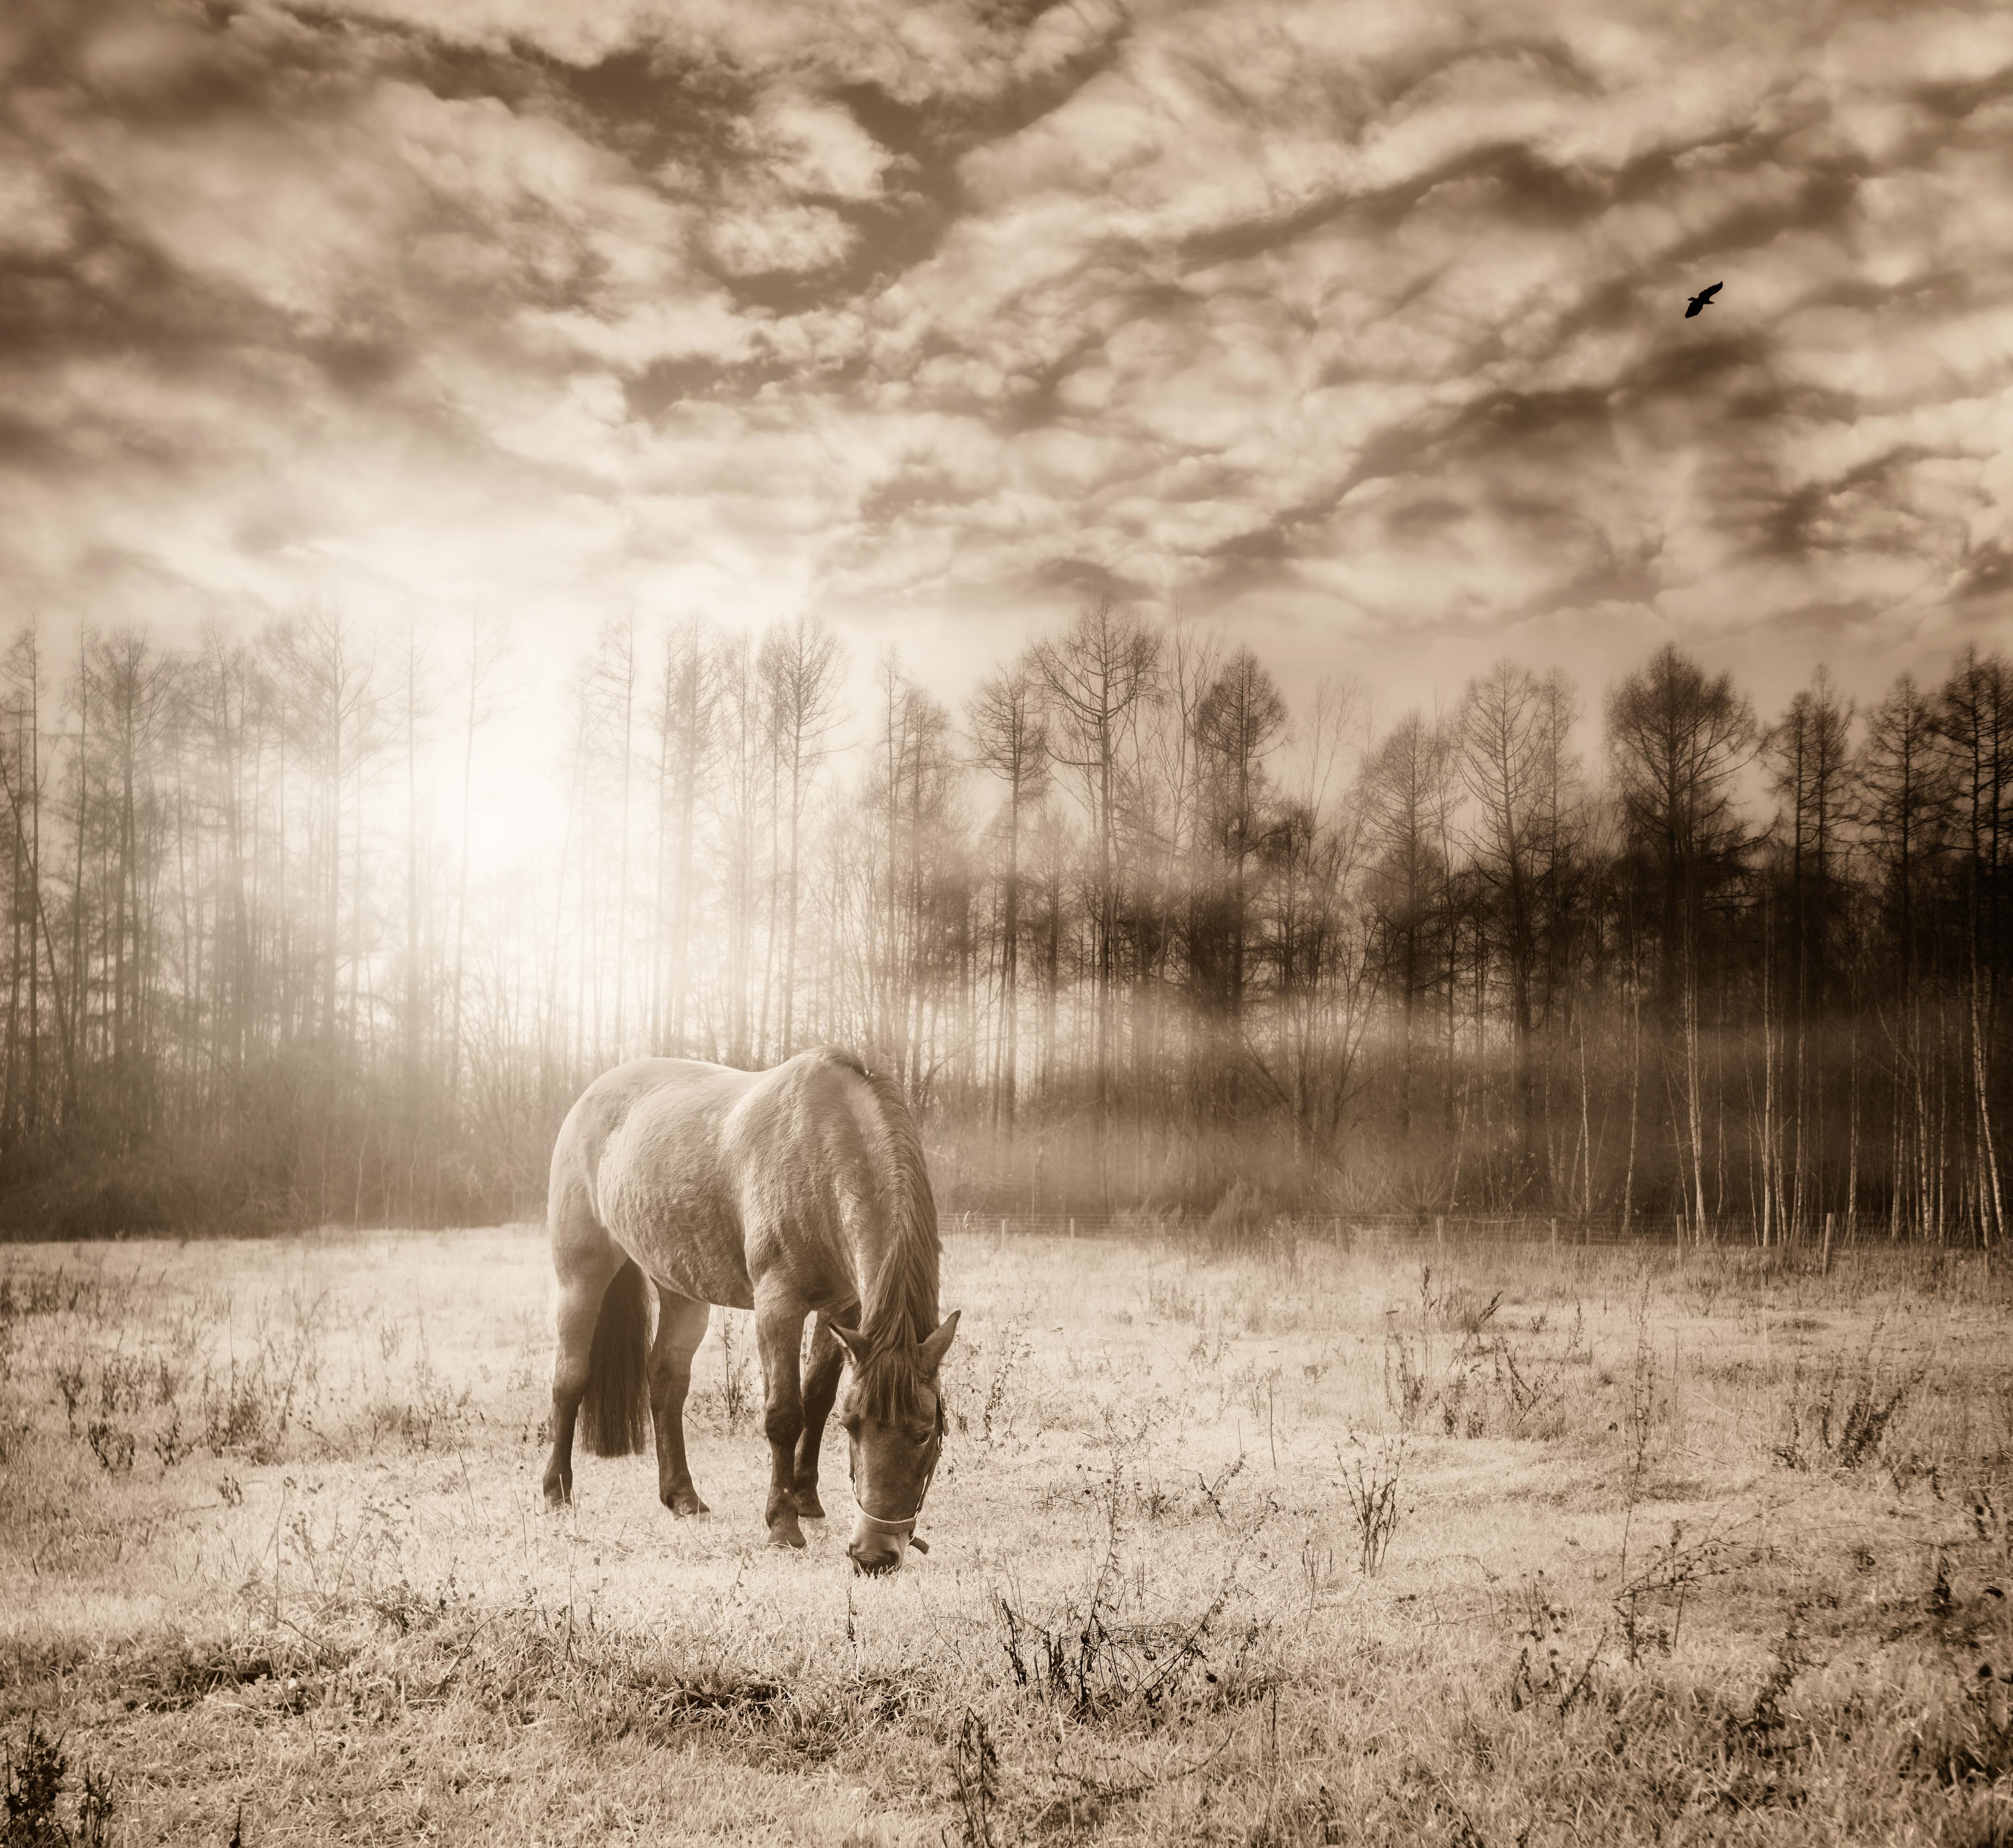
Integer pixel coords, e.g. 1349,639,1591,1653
1435,1215,1444,1258
1069,1216,1076,1242
1550,1217,1557,1253
1821,1212,1833,1276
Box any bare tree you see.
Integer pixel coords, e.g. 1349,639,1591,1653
264,601,377,1056
86,629,177,1133
1763,666,1855,1237
1195,645,1288,1030
447,614,507,1117
758,614,844,1057
651,619,710,1057
1459,660,1549,1192
967,650,1048,1137
601,616,639,1062
1035,596,1161,1149
1938,647,2011,1246
1364,709,1456,1139
1606,644,1755,1236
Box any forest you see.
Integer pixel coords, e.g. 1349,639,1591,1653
0,599,2007,1246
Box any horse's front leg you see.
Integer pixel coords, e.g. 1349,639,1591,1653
650,1292,711,1516
794,1317,846,1520
753,1283,809,1550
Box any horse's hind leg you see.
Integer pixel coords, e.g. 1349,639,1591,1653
542,1189,626,1508
793,1317,846,1520
544,1261,625,1506
650,1292,711,1517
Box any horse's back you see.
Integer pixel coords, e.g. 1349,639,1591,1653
555,1052,873,1311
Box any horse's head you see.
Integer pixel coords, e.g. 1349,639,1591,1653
828,1311,960,1575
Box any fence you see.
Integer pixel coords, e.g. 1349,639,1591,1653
943,1209,1945,1260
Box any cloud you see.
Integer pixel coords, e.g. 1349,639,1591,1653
0,0,2008,718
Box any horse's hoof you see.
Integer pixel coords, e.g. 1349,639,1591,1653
795,1490,826,1520
665,1487,709,1517
767,1520,808,1551
542,1480,571,1509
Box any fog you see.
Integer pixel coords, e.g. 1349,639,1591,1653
2,602,2007,1246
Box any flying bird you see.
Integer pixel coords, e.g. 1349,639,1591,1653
1685,282,1723,318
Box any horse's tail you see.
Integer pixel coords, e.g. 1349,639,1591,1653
579,1258,651,1457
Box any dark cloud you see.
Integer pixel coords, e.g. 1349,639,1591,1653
0,0,2007,699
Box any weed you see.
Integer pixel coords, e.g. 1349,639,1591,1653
4,1721,65,1848
1968,1481,2010,1559
1438,1372,1487,1439
74,1767,112,1848
1382,1332,1430,1429
1483,1303,1587,1438
1379,1265,1582,1440
1744,1602,1812,1738
202,1359,278,1462
1200,1179,1275,1258
151,1407,194,1469
369,1577,457,1637
366,1351,473,1453
1614,1518,1729,1666
53,1362,85,1435
1436,1283,1503,1337
997,1418,1270,1724
1622,1295,1659,1493
1506,1573,1575,1712
993,1578,1261,1724
949,1708,1002,1848
1921,1648,2013,1788
1148,1274,1207,1326
1226,1360,1279,1429
715,1312,753,1432
1774,1337,1925,1473
1299,1533,1339,1607
1188,1329,1232,1368
85,1420,135,1476
3,1720,108,1848
1193,1450,1248,1522
1,1273,94,1320
96,1355,146,1417
977,1316,1033,1450
1338,1438,1405,1575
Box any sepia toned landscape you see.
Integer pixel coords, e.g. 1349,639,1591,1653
5,0,2013,1840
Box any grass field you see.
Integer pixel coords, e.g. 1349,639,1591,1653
2,1223,2010,1846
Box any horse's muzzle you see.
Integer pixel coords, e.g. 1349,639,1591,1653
847,1518,909,1575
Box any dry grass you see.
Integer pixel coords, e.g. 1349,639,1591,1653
1,1227,2011,1845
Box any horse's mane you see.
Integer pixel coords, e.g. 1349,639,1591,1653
822,1051,941,1425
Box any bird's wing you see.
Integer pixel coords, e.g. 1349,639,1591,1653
1701,281,1723,301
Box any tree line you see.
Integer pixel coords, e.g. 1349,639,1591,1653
1,598,2008,1245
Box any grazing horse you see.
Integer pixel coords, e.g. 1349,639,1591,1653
541,1048,959,1574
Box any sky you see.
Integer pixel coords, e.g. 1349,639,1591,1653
3,0,2012,766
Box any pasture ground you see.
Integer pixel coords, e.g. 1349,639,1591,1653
1,1223,2010,1846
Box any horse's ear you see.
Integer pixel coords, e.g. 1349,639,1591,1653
827,1322,868,1365
917,1310,960,1377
